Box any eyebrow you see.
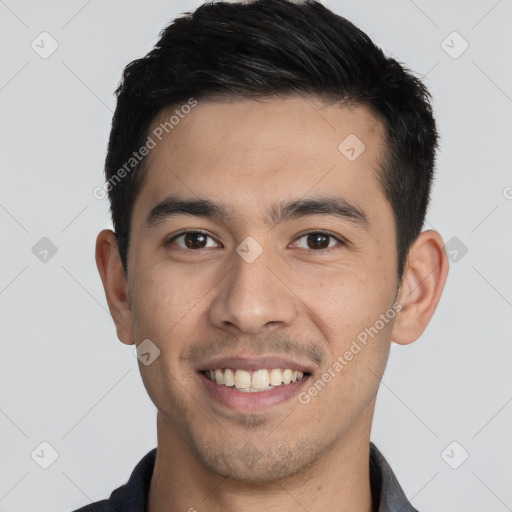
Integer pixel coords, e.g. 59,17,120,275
145,193,369,230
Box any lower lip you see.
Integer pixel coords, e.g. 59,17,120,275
198,371,310,412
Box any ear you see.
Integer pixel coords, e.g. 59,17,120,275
95,229,135,345
392,229,449,345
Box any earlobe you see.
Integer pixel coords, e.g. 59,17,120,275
95,229,135,345
391,229,449,345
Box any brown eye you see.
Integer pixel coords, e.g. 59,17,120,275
167,231,218,250
307,233,330,249
293,231,345,250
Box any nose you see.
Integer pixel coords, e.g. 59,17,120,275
208,248,298,335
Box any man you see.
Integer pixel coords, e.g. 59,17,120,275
76,0,449,510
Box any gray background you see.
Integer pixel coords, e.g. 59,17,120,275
1,0,511,511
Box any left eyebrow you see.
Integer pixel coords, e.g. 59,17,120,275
145,193,370,230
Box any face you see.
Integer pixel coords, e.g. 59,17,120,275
123,96,400,481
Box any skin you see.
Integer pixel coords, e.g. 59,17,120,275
96,96,449,512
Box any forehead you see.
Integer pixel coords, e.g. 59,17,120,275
133,96,391,230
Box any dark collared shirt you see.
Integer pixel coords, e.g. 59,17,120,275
72,442,419,512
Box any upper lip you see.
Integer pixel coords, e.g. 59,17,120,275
197,356,314,374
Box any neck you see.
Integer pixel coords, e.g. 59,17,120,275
148,412,374,512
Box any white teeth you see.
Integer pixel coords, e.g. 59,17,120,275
270,368,282,386
234,369,251,389
251,369,269,389
215,369,224,385
224,368,235,387
205,368,306,391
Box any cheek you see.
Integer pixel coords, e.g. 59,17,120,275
298,267,396,402
130,269,203,411
307,293,394,413
130,264,209,340
297,262,395,337
322,270,395,396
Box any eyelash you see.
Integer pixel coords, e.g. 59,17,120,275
165,229,347,252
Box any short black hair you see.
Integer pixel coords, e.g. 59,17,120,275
104,0,438,282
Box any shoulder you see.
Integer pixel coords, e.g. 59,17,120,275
69,448,157,512
71,500,112,512
370,442,420,512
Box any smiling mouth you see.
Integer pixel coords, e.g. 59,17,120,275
201,368,310,393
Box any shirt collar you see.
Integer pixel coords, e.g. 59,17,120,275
370,442,419,512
